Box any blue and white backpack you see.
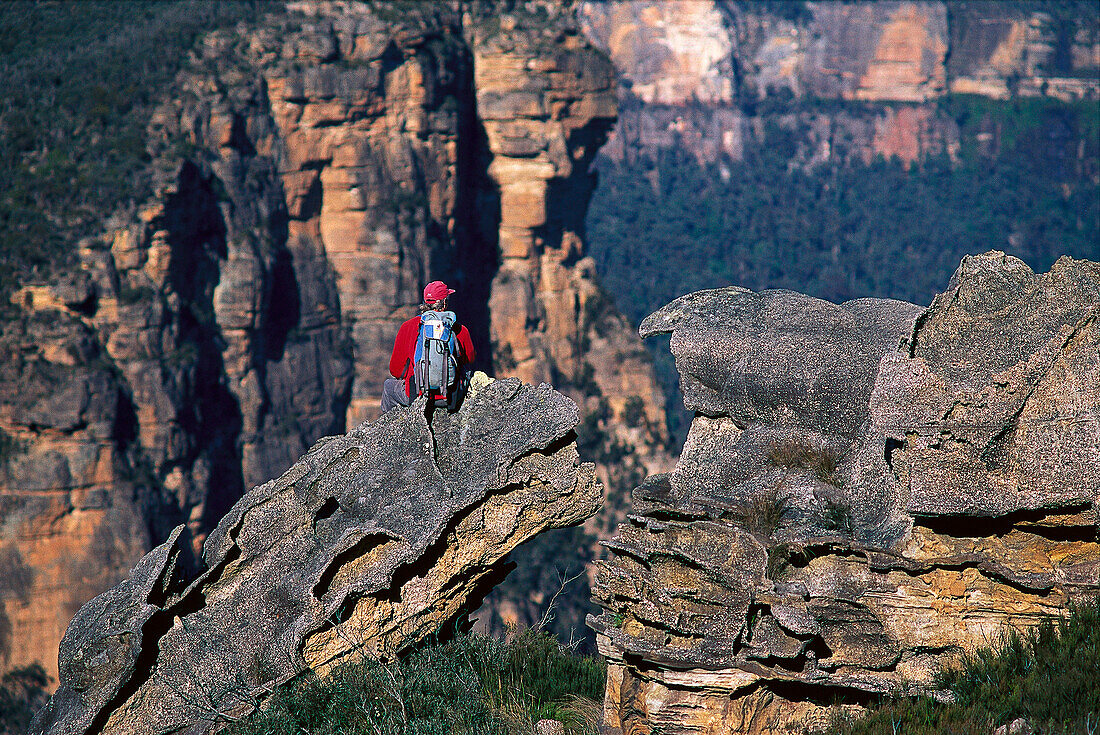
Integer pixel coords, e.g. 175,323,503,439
413,310,460,406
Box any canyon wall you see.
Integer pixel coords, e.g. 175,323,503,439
591,253,1100,734
0,0,669,685
580,0,1100,165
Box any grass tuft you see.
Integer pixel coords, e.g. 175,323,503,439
767,437,843,486
0,664,50,735
731,482,791,539
225,628,606,735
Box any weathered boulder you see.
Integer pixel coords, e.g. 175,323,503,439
31,377,601,735
593,253,1100,735
639,287,921,437
875,252,1100,518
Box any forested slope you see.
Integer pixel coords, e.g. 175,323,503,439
0,1,270,297
588,95,1099,442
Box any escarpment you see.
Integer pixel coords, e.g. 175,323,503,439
581,1,1099,165
1,0,670,682
30,376,601,735
591,252,1100,735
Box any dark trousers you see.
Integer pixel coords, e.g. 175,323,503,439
380,377,411,413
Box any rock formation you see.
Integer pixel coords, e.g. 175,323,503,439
591,253,1099,734
580,1,1099,164
465,0,674,558
1,0,669,682
31,375,601,735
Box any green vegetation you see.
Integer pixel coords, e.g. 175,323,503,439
817,496,854,537
225,629,606,735
0,664,49,735
823,600,1100,735
588,99,1099,445
0,1,269,296
481,523,600,651
621,395,647,427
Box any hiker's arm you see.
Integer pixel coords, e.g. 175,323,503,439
457,326,476,365
389,321,415,377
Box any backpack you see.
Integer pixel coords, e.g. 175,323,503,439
413,310,461,408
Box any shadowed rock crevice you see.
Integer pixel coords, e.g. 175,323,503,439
311,533,393,600
912,503,1097,539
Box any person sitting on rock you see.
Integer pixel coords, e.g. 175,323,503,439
381,280,477,413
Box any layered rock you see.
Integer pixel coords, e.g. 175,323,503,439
591,253,1099,734
469,2,667,444
581,1,1099,165
1,0,670,685
0,311,151,683
949,4,1100,99
31,376,601,735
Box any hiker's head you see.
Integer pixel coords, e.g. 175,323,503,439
422,280,455,311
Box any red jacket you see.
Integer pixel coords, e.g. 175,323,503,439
389,314,477,397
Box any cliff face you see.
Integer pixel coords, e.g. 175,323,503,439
591,253,1100,734
0,0,669,685
467,2,674,546
580,0,1100,164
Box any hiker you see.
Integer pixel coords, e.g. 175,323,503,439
381,280,477,413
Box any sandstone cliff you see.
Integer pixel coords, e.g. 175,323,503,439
0,0,670,686
591,253,1099,734
31,375,601,735
580,1,1100,165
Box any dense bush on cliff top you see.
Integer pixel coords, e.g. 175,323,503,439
0,0,268,298
825,600,1100,735
215,602,1100,735
225,628,605,735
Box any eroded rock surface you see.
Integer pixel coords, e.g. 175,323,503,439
31,377,601,735
1,0,670,681
592,253,1099,735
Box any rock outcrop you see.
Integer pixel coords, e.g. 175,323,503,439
31,376,601,735
1,0,670,682
591,253,1099,734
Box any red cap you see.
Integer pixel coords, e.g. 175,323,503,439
423,280,456,303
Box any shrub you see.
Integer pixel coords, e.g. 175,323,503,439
0,664,50,735
822,599,1100,735
621,395,647,427
817,495,854,537
225,629,606,735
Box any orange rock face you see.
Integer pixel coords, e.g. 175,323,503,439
1,0,671,685
470,3,673,542
585,1,1097,167
577,0,734,106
